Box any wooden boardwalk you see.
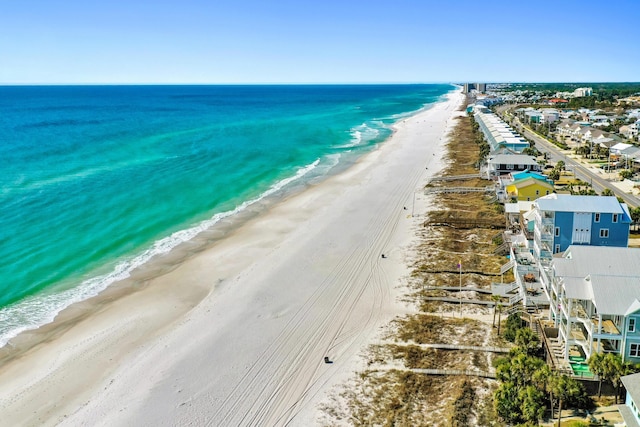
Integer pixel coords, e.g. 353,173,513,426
423,216,504,230
423,286,493,294
419,269,501,277
424,186,494,195
422,296,494,306
384,341,510,354
373,366,497,379
428,173,482,182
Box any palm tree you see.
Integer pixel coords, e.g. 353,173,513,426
601,353,638,404
588,353,606,398
551,374,583,427
605,354,638,404
532,364,554,418
514,328,540,356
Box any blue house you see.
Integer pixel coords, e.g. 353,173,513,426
620,372,640,426
533,194,631,262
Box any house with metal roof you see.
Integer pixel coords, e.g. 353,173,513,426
496,170,554,202
549,246,640,364
505,176,554,202
474,110,529,154
621,372,640,427
499,194,633,312
485,154,541,179
533,194,631,263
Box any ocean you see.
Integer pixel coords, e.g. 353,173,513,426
0,84,453,347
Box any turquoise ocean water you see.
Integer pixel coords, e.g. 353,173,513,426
0,84,453,346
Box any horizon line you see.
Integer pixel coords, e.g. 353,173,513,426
1,81,639,87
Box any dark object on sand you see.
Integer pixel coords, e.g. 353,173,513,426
381,254,386,258
324,356,332,364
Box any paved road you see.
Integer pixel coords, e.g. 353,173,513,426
501,110,640,209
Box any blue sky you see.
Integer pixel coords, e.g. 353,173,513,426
1,0,638,84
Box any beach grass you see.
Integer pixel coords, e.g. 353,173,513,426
323,104,509,425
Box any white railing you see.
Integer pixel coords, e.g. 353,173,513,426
510,292,523,305
492,281,519,296
500,259,515,274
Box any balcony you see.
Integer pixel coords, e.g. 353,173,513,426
569,324,587,342
591,336,622,356
514,250,536,266
514,263,548,307
592,317,622,337
540,214,554,227
570,302,589,321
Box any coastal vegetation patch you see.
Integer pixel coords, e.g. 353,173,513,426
322,100,509,426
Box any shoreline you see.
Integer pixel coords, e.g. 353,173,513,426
0,93,442,351
0,90,465,426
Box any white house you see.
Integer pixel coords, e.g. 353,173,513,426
547,246,640,363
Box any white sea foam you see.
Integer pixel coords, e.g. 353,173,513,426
335,122,383,149
0,159,321,348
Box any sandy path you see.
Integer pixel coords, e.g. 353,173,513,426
0,91,464,426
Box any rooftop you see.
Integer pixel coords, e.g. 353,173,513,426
487,154,538,165
535,194,629,216
622,373,640,422
590,275,640,315
556,246,640,278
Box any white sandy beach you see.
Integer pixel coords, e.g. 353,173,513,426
0,91,464,426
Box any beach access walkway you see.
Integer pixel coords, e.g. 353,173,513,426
381,340,510,354
424,185,494,195
427,173,482,182
372,366,497,379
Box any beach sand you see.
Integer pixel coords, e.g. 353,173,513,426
0,91,464,426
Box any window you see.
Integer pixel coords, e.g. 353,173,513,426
595,213,600,223
555,227,560,237
507,164,514,170
630,343,640,358
600,229,609,238
630,318,636,333
554,244,561,254
536,190,540,195
613,213,619,223
546,190,550,195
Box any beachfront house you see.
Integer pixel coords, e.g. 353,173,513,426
532,194,631,263
504,171,554,202
485,154,541,179
503,195,631,311
621,372,640,426
496,170,553,203
548,246,640,366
